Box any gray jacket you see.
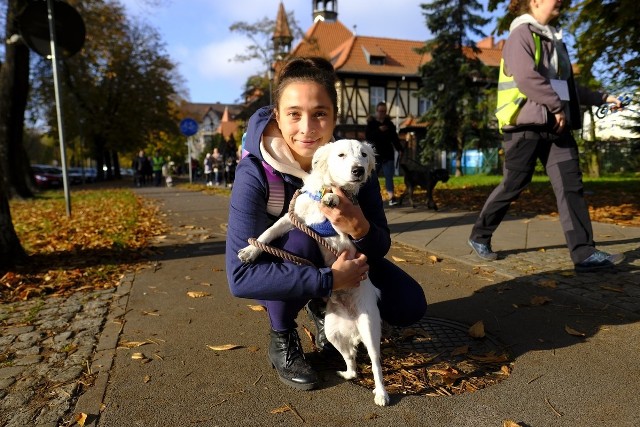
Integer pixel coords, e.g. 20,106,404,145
503,16,609,131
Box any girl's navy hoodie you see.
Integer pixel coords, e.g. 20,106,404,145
225,106,391,301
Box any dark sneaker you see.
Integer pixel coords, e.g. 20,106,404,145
389,197,399,207
575,250,625,273
268,329,319,390
468,239,498,261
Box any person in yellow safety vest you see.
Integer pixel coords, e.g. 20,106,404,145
151,149,165,187
468,0,624,273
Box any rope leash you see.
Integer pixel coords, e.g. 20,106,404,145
247,190,339,266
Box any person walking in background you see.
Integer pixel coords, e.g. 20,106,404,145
223,138,238,187
468,0,624,273
151,149,165,187
225,57,426,391
132,150,149,187
211,147,223,185
204,153,214,186
366,102,404,206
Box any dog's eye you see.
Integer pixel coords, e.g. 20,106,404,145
361,152,368,157
338,153,346,158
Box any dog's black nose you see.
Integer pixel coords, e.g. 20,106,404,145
351,166,365,178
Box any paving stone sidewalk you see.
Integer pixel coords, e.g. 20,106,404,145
0,289,117,426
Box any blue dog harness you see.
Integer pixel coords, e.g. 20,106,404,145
301,189,338,237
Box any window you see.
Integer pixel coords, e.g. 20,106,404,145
370,86,385,113
418,97,431,115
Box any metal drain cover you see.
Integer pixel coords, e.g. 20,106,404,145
390,317,504,360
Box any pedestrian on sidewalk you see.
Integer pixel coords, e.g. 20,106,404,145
151,149,165,187
468,0,624,272
365,102,404,206
225,57,426,391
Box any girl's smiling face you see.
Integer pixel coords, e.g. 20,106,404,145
275,81,336,171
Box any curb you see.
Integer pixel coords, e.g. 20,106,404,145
72,273,134,426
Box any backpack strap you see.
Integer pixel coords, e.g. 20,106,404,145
242,150,287,220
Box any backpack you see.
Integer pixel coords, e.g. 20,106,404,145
241,134,287,220
495,32,541,133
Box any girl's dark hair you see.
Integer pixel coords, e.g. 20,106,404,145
273,57,338,118
508,0,531,16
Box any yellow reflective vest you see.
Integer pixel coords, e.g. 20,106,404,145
495,33,541,133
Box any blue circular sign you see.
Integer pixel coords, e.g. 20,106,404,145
179,118,198,136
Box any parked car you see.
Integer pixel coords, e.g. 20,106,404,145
31,165,63,189
68,167,96,184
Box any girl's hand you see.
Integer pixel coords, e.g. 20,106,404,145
331,251,369,290
320,187,370,239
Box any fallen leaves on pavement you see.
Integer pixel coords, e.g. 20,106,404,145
2,189,166,303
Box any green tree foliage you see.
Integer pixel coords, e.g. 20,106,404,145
29,0,181,180
417,0,494,176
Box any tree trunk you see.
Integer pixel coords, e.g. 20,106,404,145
2,0,34,199
0,0,29,268
585,109,601,178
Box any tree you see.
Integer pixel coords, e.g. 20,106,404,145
0,0,29,268
417,0,491,176
29,0,181,180
230,10,305,113
0,0,34,199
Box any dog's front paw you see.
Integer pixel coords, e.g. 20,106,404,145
322,193,339,208
337,369,357,380
237,245,261,263
373,389,390,406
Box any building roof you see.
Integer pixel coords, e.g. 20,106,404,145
291,19,354,58
274,2,293,42
331,35,429,76
290,19,503,77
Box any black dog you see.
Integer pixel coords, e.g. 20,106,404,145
398,163,450,210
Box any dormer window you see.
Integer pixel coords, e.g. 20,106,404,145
362,45,386,66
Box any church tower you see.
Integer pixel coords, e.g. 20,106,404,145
273,2,293,61
312,0,338,22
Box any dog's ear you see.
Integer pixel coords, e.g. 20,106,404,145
311,143,331,174
362,142,376,175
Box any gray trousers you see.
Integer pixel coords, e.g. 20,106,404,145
470,129,595,264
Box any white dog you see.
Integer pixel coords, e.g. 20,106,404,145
238,139,389,406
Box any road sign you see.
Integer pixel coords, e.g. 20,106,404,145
180,118,198,136
17,0,86,58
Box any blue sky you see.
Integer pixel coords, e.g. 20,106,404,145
122,0,499,105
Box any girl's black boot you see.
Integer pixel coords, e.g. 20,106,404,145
268,328,318,390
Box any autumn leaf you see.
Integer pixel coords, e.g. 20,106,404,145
600,285,625,293
503,420,523,427
247,304,266,312
131,352,146,360
187,291,210,298
530,295,552,306
537,279,557,288
119,340,151,349
428,255,441,263
75,413,88,427
565,325,586,337
391,255,406,262
467,352,510,363
468,320,485,338
451,345,469,356
270,405,290,414
207,344,243,351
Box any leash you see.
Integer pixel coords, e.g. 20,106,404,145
247,189,340,266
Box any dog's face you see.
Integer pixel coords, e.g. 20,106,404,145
311,139,376,192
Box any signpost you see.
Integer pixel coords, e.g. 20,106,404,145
179,118,198,184
18,0,86,217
